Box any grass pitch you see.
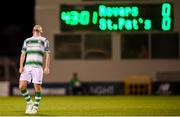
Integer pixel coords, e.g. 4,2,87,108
0,96,180,116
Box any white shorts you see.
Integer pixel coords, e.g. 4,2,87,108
20,66,43,84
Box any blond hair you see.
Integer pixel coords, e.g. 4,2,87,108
33,25,43,33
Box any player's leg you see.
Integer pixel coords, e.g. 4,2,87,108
19,69,33,113
28,67,43,114
32,84,42,112
19,80,33,104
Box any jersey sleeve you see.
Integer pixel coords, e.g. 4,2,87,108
44,39,50,53
21,40,27,53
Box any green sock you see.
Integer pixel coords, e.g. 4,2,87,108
21,89,32,104
33,92,41,110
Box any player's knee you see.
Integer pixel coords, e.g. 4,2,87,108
35,87,41,92
19,84,27,90
34,84,41,92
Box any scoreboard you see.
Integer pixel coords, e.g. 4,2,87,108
59,2,173,32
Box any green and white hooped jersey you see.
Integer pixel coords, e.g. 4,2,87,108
21,36,50,68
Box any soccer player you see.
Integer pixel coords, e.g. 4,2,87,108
18,25,50,114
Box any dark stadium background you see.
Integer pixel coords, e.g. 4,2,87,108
0,0,35,56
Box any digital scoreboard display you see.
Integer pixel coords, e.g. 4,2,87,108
59,3,173,32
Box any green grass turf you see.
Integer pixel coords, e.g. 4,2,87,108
0,96,180,116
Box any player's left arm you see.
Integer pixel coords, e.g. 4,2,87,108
44,39,50,75
44,52,50,74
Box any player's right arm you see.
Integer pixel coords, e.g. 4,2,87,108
19,40,27,74
19,53,26,73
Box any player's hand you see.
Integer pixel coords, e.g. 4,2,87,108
44,67,50,75
19,67,24,74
